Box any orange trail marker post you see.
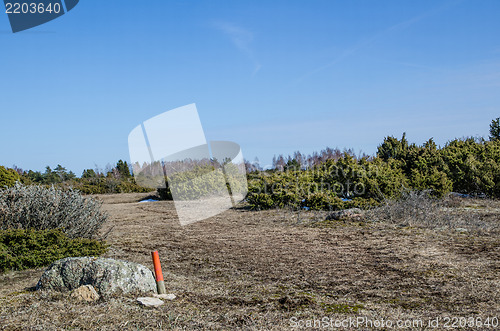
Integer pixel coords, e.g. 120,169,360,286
151,251,166,294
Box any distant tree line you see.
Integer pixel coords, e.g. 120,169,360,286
1,160,151,194
244,148,369,173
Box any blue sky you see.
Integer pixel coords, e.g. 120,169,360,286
1,0,499,174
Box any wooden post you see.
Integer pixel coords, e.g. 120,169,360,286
151,251,166,294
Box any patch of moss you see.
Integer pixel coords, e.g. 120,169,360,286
321,302,364,314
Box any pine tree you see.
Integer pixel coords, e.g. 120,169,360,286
489,117,500,141
82,169,97,178
116,160,131,178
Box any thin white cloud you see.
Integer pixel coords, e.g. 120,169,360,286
214,22,261,75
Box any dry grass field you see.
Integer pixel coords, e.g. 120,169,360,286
1,193,499,330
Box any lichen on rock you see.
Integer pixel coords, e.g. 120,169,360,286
36,257,156,298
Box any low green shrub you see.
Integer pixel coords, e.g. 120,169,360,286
303,192,344,210
442,138,500,197
344,197,379,209
116,179,152,193
0,228,107,273
0,183,107,239
246,192,276,209
0,166,20,188
157,186,173,200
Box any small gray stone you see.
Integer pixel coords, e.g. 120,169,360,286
154,293,176,300
326,208,363,221
137,297,164,307
36,257,156,298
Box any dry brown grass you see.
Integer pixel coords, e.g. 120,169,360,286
367,191,500,233
1,193,499,330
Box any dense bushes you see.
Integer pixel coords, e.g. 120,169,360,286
442,138,500,196
0,166,20,188
246,134,500,211
0,183,107,239
0,228,107,273
376,134,500,197
246,155,402,210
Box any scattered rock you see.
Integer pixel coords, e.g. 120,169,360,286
455,228,469,233
154,293,176,300
36,257,156,298
326,208,364,221
70,285,100,302
137,297,164,307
